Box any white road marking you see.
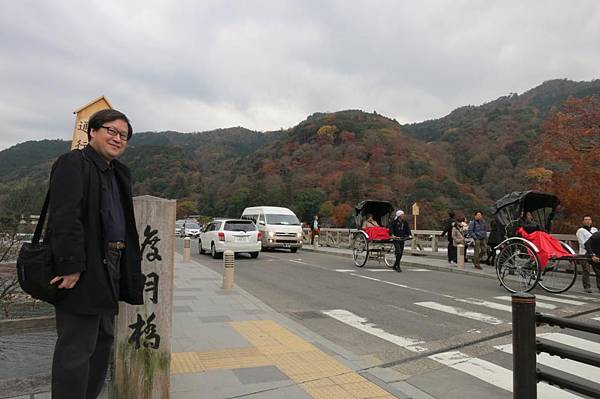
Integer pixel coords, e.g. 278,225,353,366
557,293,600,302
408,268,432,272
288,259,308,265
592,317,600,322
366,269,394,272
493,296,558,310
350,273,455,298
539,332,600,355
496,343,600,382
335,269,356,272
414,302,504,325
322,309,428,352
535,294,586,306
430,351,582,398
454,298,513,313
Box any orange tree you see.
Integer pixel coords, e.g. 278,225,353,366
530,96,600,231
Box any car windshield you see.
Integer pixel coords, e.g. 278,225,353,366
224,221,256,232
265,214,300,225
186,223,200,229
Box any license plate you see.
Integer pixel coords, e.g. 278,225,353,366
282,243,291,248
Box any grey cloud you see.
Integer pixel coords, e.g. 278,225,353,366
1,0,599,149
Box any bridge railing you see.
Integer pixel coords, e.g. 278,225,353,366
303,228,578,254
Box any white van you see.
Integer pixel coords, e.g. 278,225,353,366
241,206,303,252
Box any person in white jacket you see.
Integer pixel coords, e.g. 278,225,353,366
576,215,599,293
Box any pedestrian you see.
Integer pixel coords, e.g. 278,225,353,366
390,210,412,272
576,215,599,293
311,215,319,245
468,211,487,270
484,219,503,265
441,211,456,264
48,109,145,398
451,216,466,265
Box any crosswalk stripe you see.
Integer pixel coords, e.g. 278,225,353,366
430,351,582,398
539,332,600,355
495,344,599,383
557,293,600,303
494,296,558,310
592,317,600,322
322,309,428,352
535,294,586,306
454,298,512,313
414,302,504,325
335,269,356,272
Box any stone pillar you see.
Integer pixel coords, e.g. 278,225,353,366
457,244,465,269
113,195,176,399
431,235,438,252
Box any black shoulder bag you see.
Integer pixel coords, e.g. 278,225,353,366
16,181,57,303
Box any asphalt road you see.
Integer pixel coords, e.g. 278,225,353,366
180,239,600,398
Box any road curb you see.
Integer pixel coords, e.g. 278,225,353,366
301,247,499,280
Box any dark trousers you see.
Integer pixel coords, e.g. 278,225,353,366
52,309,115,398
448,242,457,262
394,240,405,267
581,260,600,290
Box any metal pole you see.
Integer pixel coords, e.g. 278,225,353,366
457,244,464,269
512,292,537,399
222,250,235,289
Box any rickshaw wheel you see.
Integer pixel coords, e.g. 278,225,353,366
495,241,541,293
383,245,396,268
538,258,577,293
353,233,368,267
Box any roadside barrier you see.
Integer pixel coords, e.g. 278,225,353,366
511,292,600,398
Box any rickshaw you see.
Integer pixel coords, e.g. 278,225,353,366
493,191,582,293
352,200,398,267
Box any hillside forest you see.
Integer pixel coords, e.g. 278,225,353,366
0,79,599,233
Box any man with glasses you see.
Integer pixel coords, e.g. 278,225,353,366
48,109,145,398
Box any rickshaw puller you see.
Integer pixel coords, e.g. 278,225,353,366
390,210,412,272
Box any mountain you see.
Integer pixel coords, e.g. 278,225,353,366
1,78,598,228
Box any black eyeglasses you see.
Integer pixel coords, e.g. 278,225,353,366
101,126,129,141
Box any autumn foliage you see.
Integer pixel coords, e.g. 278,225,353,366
530,96,600,231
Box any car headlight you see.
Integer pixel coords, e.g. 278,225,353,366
268,231,275,238
296,232,302,238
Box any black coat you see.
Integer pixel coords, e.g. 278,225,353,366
47,147,145,315
391,218,411,238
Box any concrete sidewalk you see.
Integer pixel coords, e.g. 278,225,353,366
3,253,433,399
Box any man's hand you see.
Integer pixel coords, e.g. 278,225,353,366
50,272,81,289
592,255,600,263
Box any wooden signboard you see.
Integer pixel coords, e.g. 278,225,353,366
71,96,113,150
412,202,420,216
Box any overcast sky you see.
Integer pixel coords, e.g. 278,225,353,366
0,1,598,150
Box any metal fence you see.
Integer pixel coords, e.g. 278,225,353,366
511,293,600,398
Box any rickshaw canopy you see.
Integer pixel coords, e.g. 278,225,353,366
354,200,395,228
493,191,560,234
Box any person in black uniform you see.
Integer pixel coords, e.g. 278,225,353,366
390,210,412,272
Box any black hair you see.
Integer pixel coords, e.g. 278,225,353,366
448,211,456,218
474,210,483,216
87,109,133,141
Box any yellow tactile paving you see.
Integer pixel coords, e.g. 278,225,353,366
171,320,398,398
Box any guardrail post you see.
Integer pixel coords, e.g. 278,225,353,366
431,235,438,252
183,237,191,262
512,292,537,399
222,250,235,289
